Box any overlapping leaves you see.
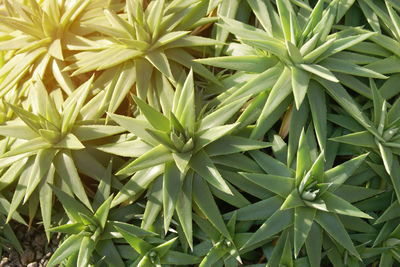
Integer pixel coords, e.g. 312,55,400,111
65,0,220,113
230,129,378,264
103,69,269,250
0,0,399,266
0,0,112,96
0,78,124,237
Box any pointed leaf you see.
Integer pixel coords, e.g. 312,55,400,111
24,149,57,203
54,151,92,210
77,236,95,267
163,162,184,233
93,195,113,229
0,138,51,158
321,192,372,218
146,50,174,81
54,133,85,150
176,172,193,249
243,209,293,249
225,196,283,221
190,150,233,195
299,64,339,82
154,237,178,258
296,129,312,186
172,152,191,173
250,150,293,177
193,174,231,240
200,97,248,131
325,153,368,185
72,125,126,142
111,221,155,237
280,189,305,210
308,82,327,151
305,223,322,267
330,131,376,148
117,145,172,175
315,77,383,141
0,121,38,139
251,67,292,139
379,143,393,175
315,211,360,260
115,226,153,255
292,67,310,109
96,239,125,267
196,123,238,151
294,206,315,257
277,0,293,42
132,94,170,132
240,173,294,197
205,135,271,156
107,114,158,146
320,57,387,79
199,242,226,267
47,235,82,267
112,165,164,207
49,184,92,223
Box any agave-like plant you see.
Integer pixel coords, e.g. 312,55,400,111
357,0,400,75
101,69,269,249
194,211,243,266
229,129,380,265
198,0,386,142
372,217,400,267
331,81,400,201
0,0,117,96
0,78,124,236
46,167,155,267
116,227,201,266
64,0,220,113
1,0,400,266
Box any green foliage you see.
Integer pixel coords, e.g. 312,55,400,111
0,0,400,266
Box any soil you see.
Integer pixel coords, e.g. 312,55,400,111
1,224,60,267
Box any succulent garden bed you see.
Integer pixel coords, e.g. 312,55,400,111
1,0,400,266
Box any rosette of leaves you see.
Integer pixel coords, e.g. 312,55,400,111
46,168,155,267
198,0,386,140
370,213,400,266
356,0,400,76
103,70,269,249
116,227,201,266
65,0,220,113
0,0,115,96
0,78,125,237
192,211,244,266
331,82,400,201
232,129,380,265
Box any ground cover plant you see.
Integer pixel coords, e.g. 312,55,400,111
2,0,400,266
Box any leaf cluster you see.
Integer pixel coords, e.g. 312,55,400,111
1,0,400,266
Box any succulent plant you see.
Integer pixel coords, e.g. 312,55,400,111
1,0,400,266
0,78,124,236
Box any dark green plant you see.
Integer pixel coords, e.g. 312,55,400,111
0,214,22,255
103,69,269,249
47,165,154,267
225,129,379,266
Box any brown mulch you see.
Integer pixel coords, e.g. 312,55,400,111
1,224,60,267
